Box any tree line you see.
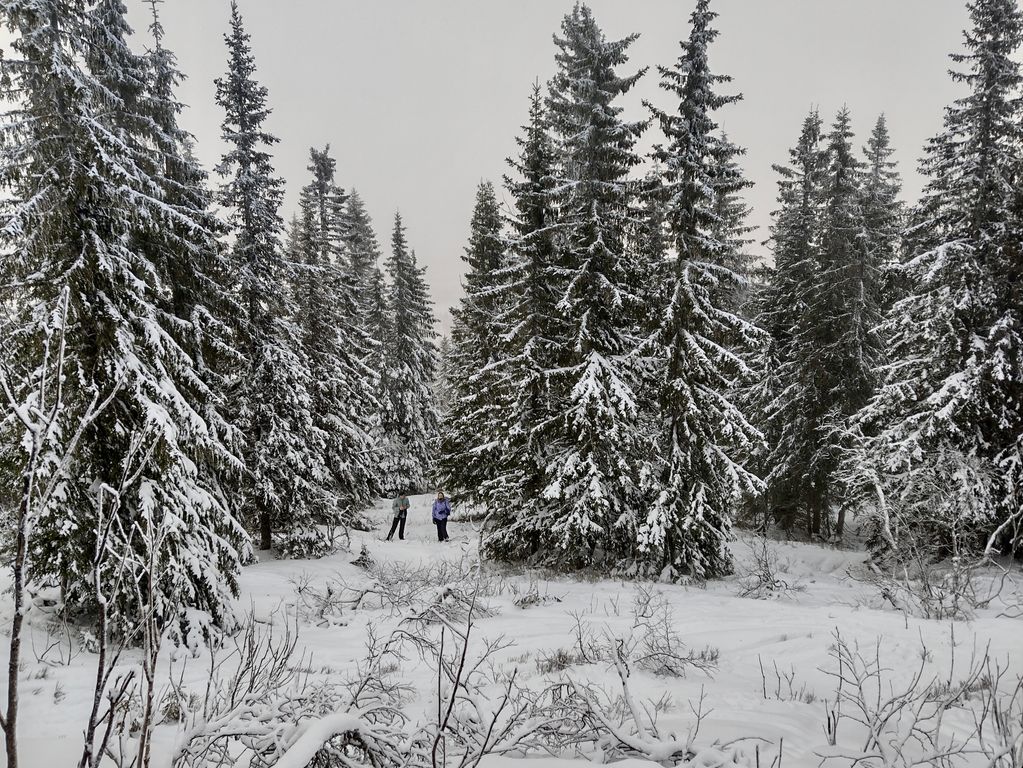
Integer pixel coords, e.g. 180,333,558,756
440,0,1023,578
1,0,1021,646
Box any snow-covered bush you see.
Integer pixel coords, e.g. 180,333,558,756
818,630,1023,768
534,590,718,680
550,643,764,765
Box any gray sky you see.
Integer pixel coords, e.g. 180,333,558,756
125,0,969,331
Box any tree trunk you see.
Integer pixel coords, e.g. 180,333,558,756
4,471,35,768
259,512,272,550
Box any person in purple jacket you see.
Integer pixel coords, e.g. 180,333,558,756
432,490,451,542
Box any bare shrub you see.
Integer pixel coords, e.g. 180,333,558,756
269,586,545,768
548,643,765,765
511,580,563,610
852,553,1010,621
172,612,308,767
735,537,805,599
630,586,718,678
818,629,1023,768
758,656,816,704
290,572,350,628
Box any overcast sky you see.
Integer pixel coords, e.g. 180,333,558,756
122,0,969,331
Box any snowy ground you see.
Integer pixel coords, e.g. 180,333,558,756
3,495,1021,767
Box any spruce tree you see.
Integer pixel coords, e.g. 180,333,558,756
434,335,457,421
541,3,649,565
365,262,391,398
292,147,379,527
215,0,330,554
708,134,758,315
861,116,904,307
379,214,440,495
483,85,565,560
342,190,387,446
344,190,382,308
440,181,508,505
855,0,1023,554
640,0,763,578
142,0,250,558
807,108,885,537
0,0,243,633
753,109,830,532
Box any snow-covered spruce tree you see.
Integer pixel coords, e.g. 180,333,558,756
0,0,244,634
342,190,388,445
708,133,758,316
141,0,252,568
378,214,440,495
802,108,887,539
853,0,1023,556
752,109,830,533
482,85,566,561
343,190,382,311
215,0,331,554
861,116,905,308
541,3,649,566
440,181,509,505
291,147,379,530
639,0,763,578
434,334,457,422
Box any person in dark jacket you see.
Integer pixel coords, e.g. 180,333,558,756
432,490,451,542
386,493,411,540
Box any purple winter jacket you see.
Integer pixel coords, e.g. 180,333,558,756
432,499,451,521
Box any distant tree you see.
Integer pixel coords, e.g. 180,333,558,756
758,106,898,541
378,214,440,494
292,147,379,533
343,189,383,317
860,116,904,307
753,109,830,533
806,107,885,538
708,133,758,315
434,334,457,421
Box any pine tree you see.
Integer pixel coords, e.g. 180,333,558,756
214,0,330,554
379,214,440,495
482,85,566,560
640,0,763,578
0,0,244,633
541,3,649,565
440,181,509,504
291,147,379,533
855,0,1023,555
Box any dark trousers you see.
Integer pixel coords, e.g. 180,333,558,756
435,519,448,541
386,514,406,540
